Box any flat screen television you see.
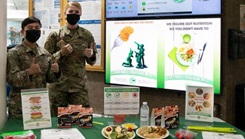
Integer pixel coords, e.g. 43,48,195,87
105,0,222,19
105,18,221,95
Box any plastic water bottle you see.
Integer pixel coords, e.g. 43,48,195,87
140,102,149,127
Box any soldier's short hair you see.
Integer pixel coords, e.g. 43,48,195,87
21,16,42,29
65,2,82,13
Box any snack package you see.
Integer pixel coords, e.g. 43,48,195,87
151,105,179,129
58,107,72,128
79,107,93,128
1,130,36,139
68,105,83,124
175,129,197,139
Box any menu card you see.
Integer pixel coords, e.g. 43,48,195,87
21,88,52,130
104,87,140,115
185,85,214,122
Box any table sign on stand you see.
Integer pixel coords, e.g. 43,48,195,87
104,87,140,124
185,85,214,123
21,88,52,130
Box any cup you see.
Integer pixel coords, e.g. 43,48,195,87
113,114,125,123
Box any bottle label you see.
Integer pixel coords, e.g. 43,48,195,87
141,115,148,121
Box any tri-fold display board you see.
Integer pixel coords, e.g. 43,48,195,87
104,0,222,95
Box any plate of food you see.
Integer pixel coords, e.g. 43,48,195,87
176,44,198,66
136,126,169,139
101,125,135,139
121,123,138,130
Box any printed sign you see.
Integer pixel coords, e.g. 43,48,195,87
185,85,214,122
104,87,140,115
21,88,52,130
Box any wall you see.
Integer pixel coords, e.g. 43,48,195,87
220,0,245,125
86,0,245,127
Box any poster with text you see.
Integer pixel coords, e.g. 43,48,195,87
104,87,140,115
21,88,51,130
105,18,221,94
185,85,214,122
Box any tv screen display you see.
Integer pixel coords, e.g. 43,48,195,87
105,18,221,94
105,0,221,19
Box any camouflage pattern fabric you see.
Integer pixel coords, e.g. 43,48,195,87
44,26,97,117
7,42,59,118
48,84,90,116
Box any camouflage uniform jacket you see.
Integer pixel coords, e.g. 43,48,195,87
44,25,97,92
7,42,59,94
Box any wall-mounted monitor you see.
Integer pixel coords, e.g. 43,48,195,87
105,18,221,94
105,0,222,19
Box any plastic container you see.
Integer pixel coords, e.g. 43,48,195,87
175,129,197,139
114,114,125,123
140,102,149,127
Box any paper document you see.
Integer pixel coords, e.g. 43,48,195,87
202,131,244,139
41,128,86,139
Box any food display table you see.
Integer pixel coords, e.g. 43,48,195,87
0,116,245,139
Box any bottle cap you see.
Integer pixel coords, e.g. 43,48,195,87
143,102,147,105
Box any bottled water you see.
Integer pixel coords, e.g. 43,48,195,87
140,102,149,127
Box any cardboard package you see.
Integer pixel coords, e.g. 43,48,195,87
151,105,179,129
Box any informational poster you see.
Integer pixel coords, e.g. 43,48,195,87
105,18,221,94
185,85,214,122
21,88,52,130
33,0,61,47
76,0,102,66
104,87,140,115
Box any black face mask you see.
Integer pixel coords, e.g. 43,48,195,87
25,30,41,43
66,14,80,25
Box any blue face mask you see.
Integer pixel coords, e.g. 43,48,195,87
66,14,80,25
25,30,41,43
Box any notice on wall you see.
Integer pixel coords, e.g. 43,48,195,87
21,88,52,130
77,0,102,66
185,85,214,122
33,0,61,47
104,87,140,115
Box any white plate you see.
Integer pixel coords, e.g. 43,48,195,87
121,123,138,130
101,127,135,139
136,126,169,139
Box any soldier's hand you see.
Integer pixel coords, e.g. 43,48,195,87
84,42,94,58
60,40,73,56
28,58,41,75
51,58,59,73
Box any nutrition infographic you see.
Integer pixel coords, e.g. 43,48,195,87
105,18,221,94
21,89,51,130
185,85,214,122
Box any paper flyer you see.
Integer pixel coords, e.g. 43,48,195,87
185,85,214,122
21,88,52,130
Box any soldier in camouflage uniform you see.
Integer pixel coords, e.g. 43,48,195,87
7,16,60,118
44,2,97,116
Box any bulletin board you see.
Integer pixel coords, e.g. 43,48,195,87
32,0,105,72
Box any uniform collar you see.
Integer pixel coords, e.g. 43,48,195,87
61,25,83,37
